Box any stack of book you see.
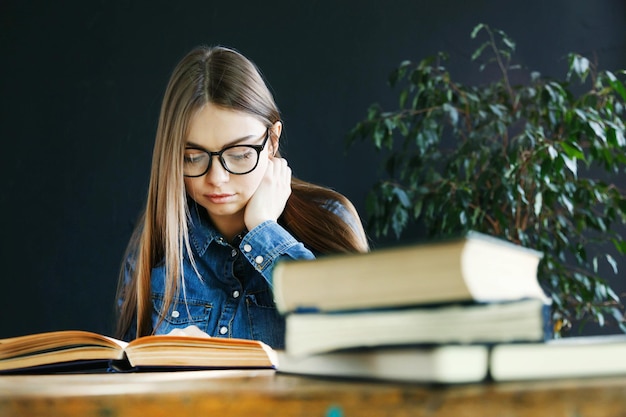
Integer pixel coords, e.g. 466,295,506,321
272,231,626,383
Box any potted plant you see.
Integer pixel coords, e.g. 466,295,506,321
348,24,626,336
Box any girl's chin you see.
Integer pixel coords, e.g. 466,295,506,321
204,203,245,219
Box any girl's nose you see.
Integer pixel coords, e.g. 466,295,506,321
204,157,230,184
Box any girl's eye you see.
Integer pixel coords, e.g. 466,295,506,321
184,152,208,164
224,147,254,161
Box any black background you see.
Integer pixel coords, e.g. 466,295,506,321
1,0,625,338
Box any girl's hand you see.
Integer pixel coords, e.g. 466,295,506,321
244,157,292,231
167,325,211,338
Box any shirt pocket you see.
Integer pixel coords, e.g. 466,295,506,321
151,294,212,335
245,288,285,349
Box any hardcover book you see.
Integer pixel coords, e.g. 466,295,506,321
284,298,550,357
273,231,547,314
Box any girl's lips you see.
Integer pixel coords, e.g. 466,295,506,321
206,193,235,204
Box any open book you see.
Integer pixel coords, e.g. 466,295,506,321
273,231,547,313
0,330,278,373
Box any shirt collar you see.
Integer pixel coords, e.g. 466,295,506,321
187,203,220,256
187,201,247,255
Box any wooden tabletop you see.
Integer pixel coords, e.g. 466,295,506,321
1,370,625,417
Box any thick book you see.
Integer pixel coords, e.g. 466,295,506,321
272,231,547,314
278,335,626,384
0,330,278,374
277,345,490,384
284,298,550,357
490,333,626,381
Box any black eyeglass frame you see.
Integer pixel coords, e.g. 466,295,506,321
183,129,270,177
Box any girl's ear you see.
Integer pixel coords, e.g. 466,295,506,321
269,121,282,157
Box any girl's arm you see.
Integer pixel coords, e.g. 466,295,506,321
239,220,315,285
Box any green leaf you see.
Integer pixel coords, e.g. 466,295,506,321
606,71,626,101
391,205,408,238
413,200,423,219
573,55,590,79
393,187,411,208
489,103,505,118
607,287,621,303
373,129,384,149
399,89,409,108
597,311,605,327
443,103,459,125
614,127,626,147
501,36,516,51
589,120,607,142
367,104,380,120
383,118,396,133
534,192,543,217
560,142,585,161
606,254,618,274
471,23,486,39
612,238,626,255
548,145,558,160
397,118,409,136
471,41,490,61
562,155,578,177
560,195,574,214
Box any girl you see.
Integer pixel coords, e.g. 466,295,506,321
115,46,369,348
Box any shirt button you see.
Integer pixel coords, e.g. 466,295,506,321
231,249,237,257
171,310,180,318
255,255,264,264
219,326,228,335
232,290,240,299
243,244,252,253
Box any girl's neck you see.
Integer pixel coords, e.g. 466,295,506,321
210,213,246,243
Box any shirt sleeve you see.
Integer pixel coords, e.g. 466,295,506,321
239,220,315,285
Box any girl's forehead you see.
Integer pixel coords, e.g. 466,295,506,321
186,103,266,148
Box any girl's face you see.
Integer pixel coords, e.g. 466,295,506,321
183,102,277,234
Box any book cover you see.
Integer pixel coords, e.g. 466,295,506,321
284,298,551,357
490,334,626,381
273,231,547,314
277,345,490,384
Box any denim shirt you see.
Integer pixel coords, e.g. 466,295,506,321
122,199,359,349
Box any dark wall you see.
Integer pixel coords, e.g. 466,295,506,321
1,1,625,338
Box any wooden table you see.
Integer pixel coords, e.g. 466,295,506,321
1,370,625,417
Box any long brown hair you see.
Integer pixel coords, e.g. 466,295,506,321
116,46,368,339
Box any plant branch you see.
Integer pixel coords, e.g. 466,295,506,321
485,26,515,109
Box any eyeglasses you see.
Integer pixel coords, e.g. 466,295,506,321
183,129,269,177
